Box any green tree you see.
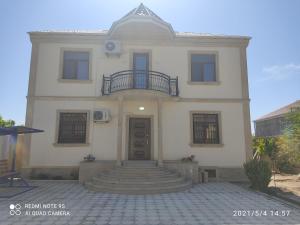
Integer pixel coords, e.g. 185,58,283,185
253,137,265,160
0,115,15,127
253,136,278,160
278,111,300,171
285,111,300,149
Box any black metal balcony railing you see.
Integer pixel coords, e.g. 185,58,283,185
101,70,179,96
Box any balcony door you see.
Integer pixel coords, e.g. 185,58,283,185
133,53,149,89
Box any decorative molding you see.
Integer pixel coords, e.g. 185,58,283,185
178,98,249,103
27,95,250,103
24,42,40,167
29,33,250,48
189,143,224,148
53,143,90,147
239,46,252,161
157,99,163,165
116,96,124,165
57,79,93,83
187,81,221,85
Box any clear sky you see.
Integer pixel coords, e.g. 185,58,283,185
0,0,300,131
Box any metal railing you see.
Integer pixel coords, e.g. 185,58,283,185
101,70,179,96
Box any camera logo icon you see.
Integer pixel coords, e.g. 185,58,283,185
9,204,21,216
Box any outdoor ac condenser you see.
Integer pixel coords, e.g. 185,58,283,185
104,40,121,55
93,110,111,123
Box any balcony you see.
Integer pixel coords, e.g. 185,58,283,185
101,70,179,96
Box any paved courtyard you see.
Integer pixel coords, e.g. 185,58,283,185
0,181,299,225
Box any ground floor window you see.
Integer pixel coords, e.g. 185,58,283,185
57,112,88,144
192,112,220,144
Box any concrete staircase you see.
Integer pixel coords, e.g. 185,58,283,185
85,161,192,194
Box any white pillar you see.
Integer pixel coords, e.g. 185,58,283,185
157,99,163,166
116,96,124,166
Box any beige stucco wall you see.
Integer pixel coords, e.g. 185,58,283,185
34,43,243,99
162,102,246,167
29,100,158,166
26,31,251,170
28,99,247,168
30,100,117,166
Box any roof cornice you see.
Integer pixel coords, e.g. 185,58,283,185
29,31,250,47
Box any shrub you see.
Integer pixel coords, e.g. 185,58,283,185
52,175,64,180
36,173,50,180
243,159,272,192
70,171,79,180
276,136,300,173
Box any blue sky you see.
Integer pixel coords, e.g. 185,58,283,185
0,0,300,131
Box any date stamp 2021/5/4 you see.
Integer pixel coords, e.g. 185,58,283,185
233,210,291,217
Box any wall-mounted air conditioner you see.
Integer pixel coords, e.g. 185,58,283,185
104,40,121,55
93,109,111,123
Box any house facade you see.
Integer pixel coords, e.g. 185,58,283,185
255,100,300,137
24,4,252,181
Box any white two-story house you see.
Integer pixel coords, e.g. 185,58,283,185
23,4,252,185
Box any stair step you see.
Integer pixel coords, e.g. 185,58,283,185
105,171,175,176
91,182,189,189
86,181,191,194
95,175,183,182
84,161,192,194
123,160,157,165
92,176,185,186
99,173,179,180
115,167,169,171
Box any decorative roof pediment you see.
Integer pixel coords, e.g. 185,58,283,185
108,3,175,40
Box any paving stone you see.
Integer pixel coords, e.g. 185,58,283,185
0,181,299,224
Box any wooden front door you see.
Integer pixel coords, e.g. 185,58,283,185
128,118,151,160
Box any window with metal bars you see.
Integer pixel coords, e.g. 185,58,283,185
192,113,220,144
57,113,88,144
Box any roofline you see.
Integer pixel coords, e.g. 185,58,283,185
254,100,300,122
108,15,175,38
254,113,287,122
28,30,251,43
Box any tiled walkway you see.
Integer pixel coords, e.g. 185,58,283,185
0,181,299,225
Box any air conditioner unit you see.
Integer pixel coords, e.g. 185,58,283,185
93,110,110,123
104,40,121,55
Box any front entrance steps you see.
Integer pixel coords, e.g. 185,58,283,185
85,161,192,194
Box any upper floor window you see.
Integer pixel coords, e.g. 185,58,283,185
192,113,220,144
57,112,88,144
62,51,90,80
191,54,216,82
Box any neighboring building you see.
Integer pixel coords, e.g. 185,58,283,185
255,100,300,137
24,4,252,182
